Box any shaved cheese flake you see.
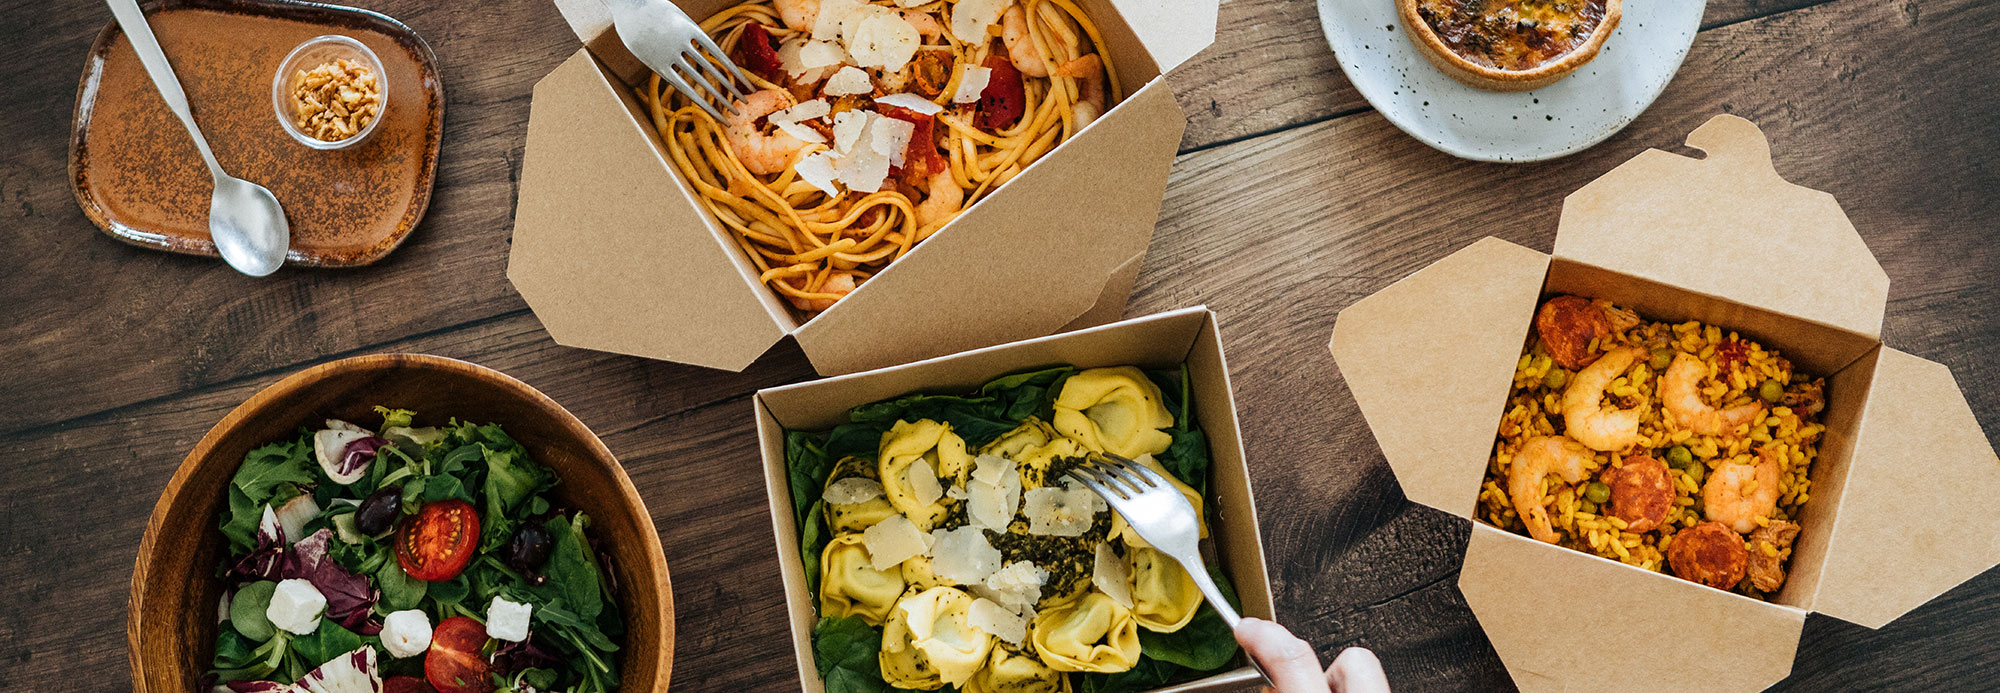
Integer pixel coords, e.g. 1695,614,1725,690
946,483,969,500
832,110,872,153
823,66,874,96
870,116,915,167
848,13,921,72
967,462,1022,531
875,92,943,116
950,0,1008,44
1093,542,1135,609
974,561,1048,614
1023,486,1099,537
972,454,1015,486
892,0,928,7
813,0,864,41
794,151,842,196
822,477,884,505
839,4,895,52
862,515,932,570
835,147,891,192
951,66,991,104
928,527,1003,584
1061,475,1108,514
772,98,831,124
969,598,1028,645
908,457,945,507
799,39,849,70
773,119,827,144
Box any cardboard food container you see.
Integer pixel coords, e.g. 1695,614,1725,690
507,0,1219,375
754,306,1272,691
1328,114,2000,692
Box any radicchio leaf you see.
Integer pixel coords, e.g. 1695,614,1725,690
490,635,559,675
292,645,381,693
229,506,289,581
314,425,386,485
281,530,380,633
224,680,289,693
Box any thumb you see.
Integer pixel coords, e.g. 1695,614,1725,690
1233,618,1330,693
1327,647,1391,693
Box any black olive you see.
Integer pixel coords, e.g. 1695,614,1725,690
506,524,555,573
354,486,402,536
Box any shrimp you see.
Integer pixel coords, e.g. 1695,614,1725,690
1661,352,1766,437
912,171,964,231
1560,346,1646,452
725,89,809,176
787,270,860,312
1002,3,1077,78
774,0,818,31
1668,521,1748,590
1055,54,1106,129
1508,436,1594,544
1605,453,1673,533
1702,447,1782,534
1746,519,1801,592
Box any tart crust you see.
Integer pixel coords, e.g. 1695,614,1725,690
1396,0,1623,92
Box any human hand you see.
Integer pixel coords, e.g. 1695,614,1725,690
1233,618,1391,693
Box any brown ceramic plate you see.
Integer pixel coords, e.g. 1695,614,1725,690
71,0,444,267
128,354,673,691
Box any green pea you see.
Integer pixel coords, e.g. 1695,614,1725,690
1650,347,1675,371
1579,499,1598,514
1667,445,1694,469
1543,368,1569,390
1758,379,1784,403
1584,481,1611,504
1684,464,1704,486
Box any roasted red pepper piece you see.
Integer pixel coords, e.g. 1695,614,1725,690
732,23,785,85
975,53,1025,130
878,104,946,178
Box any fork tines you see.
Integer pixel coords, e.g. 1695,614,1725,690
663,39,749,120
1064,453,1168,500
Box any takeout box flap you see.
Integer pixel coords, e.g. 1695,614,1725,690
1802,347,2000,628
509,50,790,371
791,79,1183,375
1552,115,1888,339
1461,524,1805,693
1328,237,1549,517
1104,0,1220,72
550,0,651,86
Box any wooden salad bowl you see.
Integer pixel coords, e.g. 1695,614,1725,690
127,354,673,691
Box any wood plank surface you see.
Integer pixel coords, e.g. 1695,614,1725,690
3,0,1998,691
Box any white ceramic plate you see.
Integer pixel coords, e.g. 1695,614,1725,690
1316,0,1706,162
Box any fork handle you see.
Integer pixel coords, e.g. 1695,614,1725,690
1172,551,1275,686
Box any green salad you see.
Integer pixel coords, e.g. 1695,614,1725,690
784,365,1243,693
209,407,621,693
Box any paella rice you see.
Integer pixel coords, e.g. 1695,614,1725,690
1481,295,1828,598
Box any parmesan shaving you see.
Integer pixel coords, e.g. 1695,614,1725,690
870,116,915,167
969,598,1028,645
832,110,871,153
799,39,848,70
813,0,864,42
946,483,969,500
950,0,1009,45
1023,486,1099,536
823,66,874,96
794,151,842,195
952,66,991,104
862,515,931,570
928,527,1003,585
967,456,1022,531
835,147,891,192
875,92,943,116
772,98,831,124
822,477,884,505
974,561,1048,614
908,457,945,507
972,454,1014,486
773,119,826,144
848,13,921,73
1093,543,1135,609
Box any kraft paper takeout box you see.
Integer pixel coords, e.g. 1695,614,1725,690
507,0,1220,375
1328,115,2000,692
756,306,1272,692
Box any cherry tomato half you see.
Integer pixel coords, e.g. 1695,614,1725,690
425,616,494,693
384,675,439,693
395,499,480,582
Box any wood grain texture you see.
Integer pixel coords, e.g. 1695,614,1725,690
3,0,1998,690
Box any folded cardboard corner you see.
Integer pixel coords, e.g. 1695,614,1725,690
509,0,1219,375
757,306,1272,692
1329,115,2000,691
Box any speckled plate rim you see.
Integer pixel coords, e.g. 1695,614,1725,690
1315,0,1706,163
68,0,445,267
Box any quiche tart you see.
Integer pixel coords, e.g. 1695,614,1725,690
1398,0,1622,92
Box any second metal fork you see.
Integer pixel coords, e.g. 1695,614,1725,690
604,0,751,121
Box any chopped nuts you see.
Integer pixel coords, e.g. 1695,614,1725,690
290,58,380,142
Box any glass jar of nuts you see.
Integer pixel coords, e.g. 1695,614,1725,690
272,35,387,149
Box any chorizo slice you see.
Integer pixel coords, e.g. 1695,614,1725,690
1668,521,1748,590
1607,454,1673,533
1536,295,1613,371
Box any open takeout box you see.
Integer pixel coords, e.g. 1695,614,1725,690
755,306,1273,691
1328,115,2000,692
507,0,1219,374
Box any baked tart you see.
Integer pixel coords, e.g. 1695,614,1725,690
1398,0,1622,92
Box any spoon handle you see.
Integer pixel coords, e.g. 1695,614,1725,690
104,0,224,177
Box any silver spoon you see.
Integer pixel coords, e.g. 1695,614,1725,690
107,0,290,276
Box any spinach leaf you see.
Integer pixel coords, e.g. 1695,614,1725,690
291,619,363,669
801,499,827,600
1075,656,1180,693
785,431,836,528
813,616,888,693
428,576,470,610
1147,366,1213,497
377,561,427,610
212,629,258,668
528,513,605,623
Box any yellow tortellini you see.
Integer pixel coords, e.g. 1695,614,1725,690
881,587,996,689
1030,591,1142,673
879,419,972,531
964,644,1071,693
980,418,1058,461
898,553,953,591
820,534,906,626
823,456,898,534
1128,546,1201,633
1015,437,1083,490
1110,454,1207,547
1053,367,1176,459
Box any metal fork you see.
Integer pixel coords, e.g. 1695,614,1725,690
603,0,751,121
1065,453,1275,687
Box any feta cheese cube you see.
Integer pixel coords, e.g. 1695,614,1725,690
266,579,326,635
486,596,533,642
380,609,433,658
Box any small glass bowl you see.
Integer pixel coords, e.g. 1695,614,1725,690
272,35,387,150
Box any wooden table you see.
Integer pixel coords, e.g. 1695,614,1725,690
3,0,1996,689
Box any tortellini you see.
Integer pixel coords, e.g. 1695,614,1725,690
1128,546,1201,633
879,419,972,531
964,644,1071,693
1053,367,1176,459
820,534,905,626
881,587,996,689
1031,591,1142,673
980,418,1058,461
899,553,953,591
823,456,898,534
1016,437,1083,490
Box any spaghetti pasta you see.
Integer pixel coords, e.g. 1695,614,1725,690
642,0,1119,315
